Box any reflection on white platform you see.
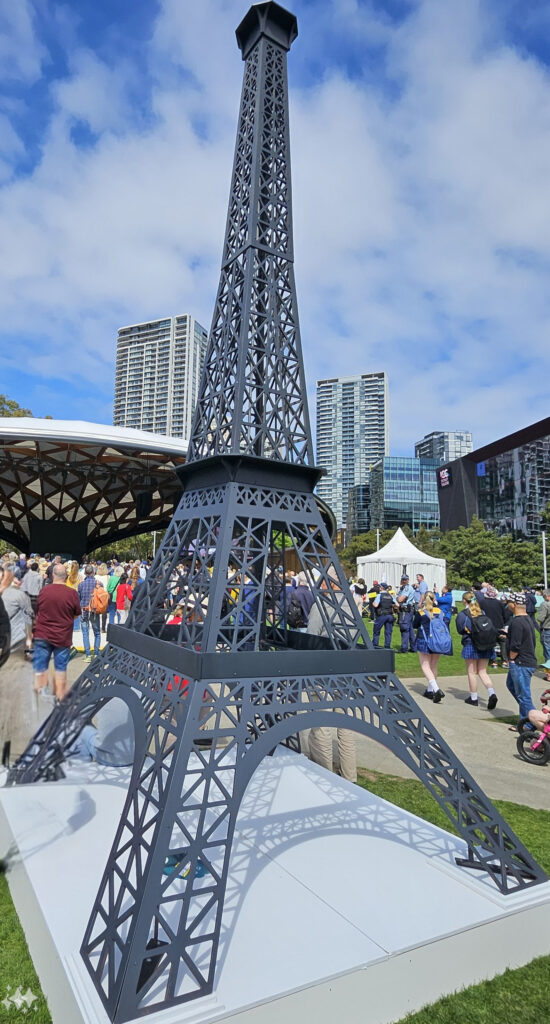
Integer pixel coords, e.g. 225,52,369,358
1,748,550,1024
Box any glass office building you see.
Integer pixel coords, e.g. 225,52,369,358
316,372,388,528
347,483,371,536
415,430,473,464
476,436,550,539
370,457,440,532
437,418,550,540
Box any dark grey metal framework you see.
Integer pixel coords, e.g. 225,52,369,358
8,3,546,1021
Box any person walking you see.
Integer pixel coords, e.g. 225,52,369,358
115,573,133,624
33,563,81,700
306,570,358,783
505,592,538,727
95,563,111,633
536,590,550,663
2,573,34,655
78,565,101,661
21,560,43,617
456,592,498,709
396,574,417,652
351,578,367,615
107,564,122,625
473,583,509,668
414,593,446,703
372,583,395,649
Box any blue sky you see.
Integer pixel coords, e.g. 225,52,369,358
1,0,550,454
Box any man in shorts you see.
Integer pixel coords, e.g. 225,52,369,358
33,563,81,700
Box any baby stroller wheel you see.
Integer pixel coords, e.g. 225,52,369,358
516,731,550,766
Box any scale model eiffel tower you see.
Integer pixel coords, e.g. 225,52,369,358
8,3,546,1021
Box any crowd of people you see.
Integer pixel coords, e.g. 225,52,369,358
0,552,150,696
1,548,549,778
349,573,550,728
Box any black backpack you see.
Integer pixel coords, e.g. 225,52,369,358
287,594,305,629
469,614,498,652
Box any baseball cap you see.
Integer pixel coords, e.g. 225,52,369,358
373,580,379,586
508,592,526,605
400,574,409,581
541,659,550,670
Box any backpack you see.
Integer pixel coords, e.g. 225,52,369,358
89,586,109,616
422,615,452,655
287,594,305,629
469,614,498,652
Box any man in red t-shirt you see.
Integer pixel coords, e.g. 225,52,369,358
34,563,81,700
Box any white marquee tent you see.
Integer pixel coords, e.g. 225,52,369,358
356,528,447,592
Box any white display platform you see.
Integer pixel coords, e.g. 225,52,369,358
1,747,550,1024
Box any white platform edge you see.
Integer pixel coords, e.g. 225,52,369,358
2,769,550,1024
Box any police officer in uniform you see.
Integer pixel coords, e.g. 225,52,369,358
372,583,396,649
396,574,417,653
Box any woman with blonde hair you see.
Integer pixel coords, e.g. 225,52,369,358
456,592,498,709
66,561,80,589
414,592,446,704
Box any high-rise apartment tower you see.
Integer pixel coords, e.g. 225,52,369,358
316,372,389,527
113,315,208,439
415,430,473,464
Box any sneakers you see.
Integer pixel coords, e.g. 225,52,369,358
464,696,479,706
487,694,498,710
432,689,445,704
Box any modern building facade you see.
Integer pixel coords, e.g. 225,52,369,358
415,430,473,464
316,372,389,528
369,457,440,533
347,483,371,536
113,315,208,439
437,418,550,540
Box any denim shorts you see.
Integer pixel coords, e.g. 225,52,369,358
33,638,70,673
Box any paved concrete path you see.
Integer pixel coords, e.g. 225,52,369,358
1,652,549,812
350,672,550,812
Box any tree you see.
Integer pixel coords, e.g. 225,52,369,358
0,394,32,417
338,517,544,588
90,531,164,563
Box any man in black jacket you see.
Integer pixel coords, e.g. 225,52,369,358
473,583,510,668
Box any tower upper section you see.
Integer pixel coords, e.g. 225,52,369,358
187,3,313,466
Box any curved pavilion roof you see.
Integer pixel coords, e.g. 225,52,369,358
0,419,188,555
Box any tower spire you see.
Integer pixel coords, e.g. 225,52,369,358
187,1,312,465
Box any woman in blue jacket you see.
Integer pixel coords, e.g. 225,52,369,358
434,585,453,625
456,592,498,709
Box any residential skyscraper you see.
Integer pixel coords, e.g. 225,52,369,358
415,430,473,464
113,315,208,439
316,372,389,527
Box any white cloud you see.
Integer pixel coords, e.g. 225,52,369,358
0,2,48,83
0,0,549,452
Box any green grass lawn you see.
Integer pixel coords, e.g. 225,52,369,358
357,770,550,1023
361,609,548,679
1,768,549,1023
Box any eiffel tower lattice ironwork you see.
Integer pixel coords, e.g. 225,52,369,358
8,3,547,1022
